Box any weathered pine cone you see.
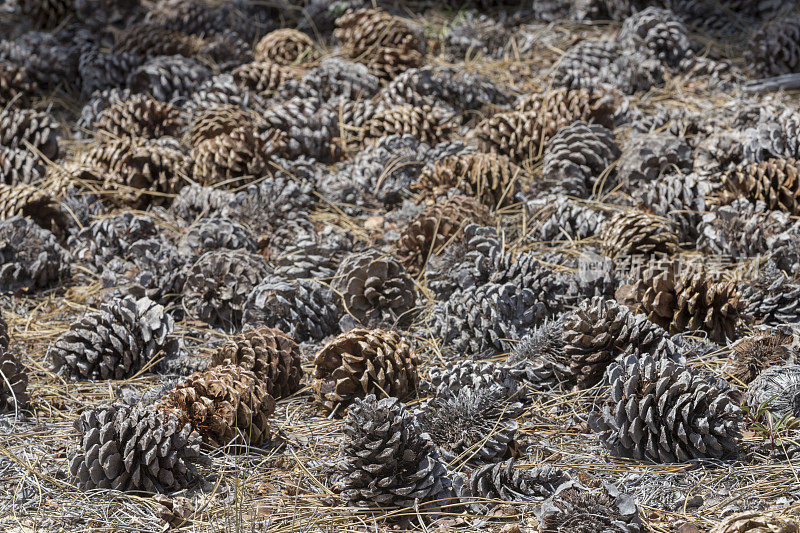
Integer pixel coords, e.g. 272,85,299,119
92,94,186,141
232,61,300,96
331,250,417,329
364,104,454,146
106,140,191,209
0,346,28,413
710,511,800,533
69,404,209,492
48,296,174,381
242,276,339,343
182,249,269,332
177,216,257,258
0,108,59,160
160,364,275,447
747,14,800,77
335,395,452,509
0,216,69,292
313,328,419,415
255,29,318,65
616,132,693,190
741,266,800,326
127,55,212,103
190,127,282,187
599,210,680,259
538,481,643,532
187,104,258,148
0,183,66,235
209,326,303,400
746,364,800,419
589,354,742,463
715,158,800,216
616,7,691,67
727,329,797,386
509,318,571,392
0,63,38,108
636,172,711,241
0,145,45,185
422,359,525,401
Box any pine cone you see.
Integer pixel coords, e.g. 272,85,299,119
190,127,280,187
78,51,140,99
160,364,275,447
616,132,693,190
414,152,523,208
115,22,197,58
280,57,379,102
312,328,419,415
509,318,571,392
0,145,45,186
182,249,269,331
364,104,454,146
69,404,208,492
232,61,300,96
715,158,800,216
271,243,348,282
444,13,510,59
127,55,211,103
747,15,800,77
0,63,38,108
0,216,69,292
169,183,236,224
0,312,7,351
396,195,493,276
599,211,680,259
68,212,159,274
242,276,339,343
710,512,800,533
636,172,711,241
187,104,258,148
106,140,191,209
541,121,620,198
259,96,337,161
552,37,619,91
538,481,643,532
742,107,800,163
49,296,174,381
19,0,74,29
73,0,140,27
0,347,27,413
93,94,186,141
454,459,569,513
526,195,609,242
746,364,800,419
727,329,796,386
0,108,59,160
210,326,303,400
152,494,194,531
416,385,521,466
335,395,452,509
183,74,262,116
0,183,66,235
617,7,691,67
177,216,257,258
741,266,800,326
144,0,256,40
422,359,525,401
255,29,318,66
589,354,742,462
331,250,417,329
563,297,668,388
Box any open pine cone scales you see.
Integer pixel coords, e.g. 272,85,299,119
716,158,800,215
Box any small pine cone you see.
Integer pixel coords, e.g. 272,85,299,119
115,22,197,59
0,216,69,292
0,347,28,413
69,404,208,492
93,94,186,141
312,328,419,415
255,29,318,66
331,250,417,329
538,482,643,532
417,385,521,466
431,282,547,359
0,108,59,161
242,276,339,343
636,172,711,241
282,57,379,102
727,329,796,386
0,183,66,235
509,318,571,392
563,297,668,389
335,395,452,509
78,50,142,99
365,104,454,146
127,55,212,103
617,7,691,67
259,96,337,161
152,494,193,531
715,158,800,216
616,132,693,190
422,359,525,401
710,512,800,533
589,354,742,462
526,195,609,242
177,216,257,258
189,127,276,187
161,364,275,447
741,267,800,326
0,62,38,108
182,249,269,331
747,15,800,77
454,459,569,513
187,104,258,148
210,326,302,400
232,61,300,95
746,364,800,419
48,296,174,381
619,267,741,344
106,140,191,209
0,145,45,186
396,195,493,276
599,211,680,260
414,152,523,208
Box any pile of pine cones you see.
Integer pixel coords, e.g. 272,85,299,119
3,0,800,531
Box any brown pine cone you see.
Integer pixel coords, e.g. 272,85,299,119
93,94,186,141
0,183,66,235
0,145,45,186
715,158,800,215
160,365,275,447
0,347,28,413
599,210,680,259
20,0,74,30
0,108,60,161
79,138,136,173
115,22,198,58
209,326,303,400
516,88,614,123
364,104,454,145
710,511,799,533
395,195,493,276
727,329,795,385
232,61,301,95
414,152,523,208
312,328,419,415
105,140,190,208
365,43,422,81
190,127,285,187
255,29,318,66
0,63,38,108
188,105,258,147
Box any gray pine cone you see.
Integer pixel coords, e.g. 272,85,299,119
182,249,268,331
68,212,160,275
127,55,212,103
526,195,609,242
617,7,691,67
616,132,693,190
69,404,209,492
552,37,618,91
168,183,237,224
272,244,346,281
741,266,800,326
280,57,379,102
49,296,173,381
76,88,133,133
0,347,28,413
742,107,800,163
636,171,711,241
422,359,525,401
538,481,642,532
509,318,571,392
78,49,142,98
335,395,453,510
259,96,338,162
0,145,45,185
0,108,59,160
0,216,69,292
746,364,800,419
747,14,800,77
177,216,257,259
242,275,339,343
184,74,263,116
444,13,511,60
589,354,742,462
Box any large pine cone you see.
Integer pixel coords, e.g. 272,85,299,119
210,326,303,400
242,276,339,343
0,183,66,235
255,29,318,65
0,347,28,413
0,108,59,160
541,121,620,198
741,266,800,326
552,37,619,91
422,359,524,401
281,57,379,102
727,329,796,386
538,481,642,532
563,297,668,389
618,266,741,344
0,216,69,292
182,249,269,331
160,364,275,447
599,210,680,259
414,152,522,208
334,395,452,509
93,94,186,141
715,158,800,216
177,215,256,259
0,145,45,185
396,195,492,276
526,195,609,242
313,328,419,415
589,354,742,462
69,404,208,492
710,512,799,533
747,14,800,77
48,296,174,381
190,127,282,187
109,140,191,209
331,250,417,329
636,172,711,241
746,364,800,419
364,104,454,146
259,96,337,161
68,212,159,274
617,7,691,67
